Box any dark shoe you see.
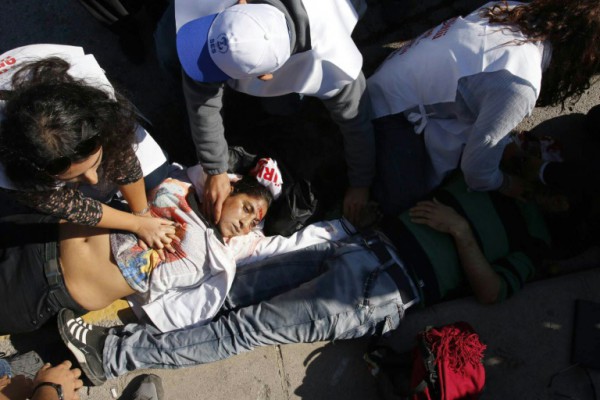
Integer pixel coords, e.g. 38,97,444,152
120,374,164,400
57,309,108,386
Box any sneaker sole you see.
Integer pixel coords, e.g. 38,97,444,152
57,310,106,386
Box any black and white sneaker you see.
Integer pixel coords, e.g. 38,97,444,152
57,308,108,386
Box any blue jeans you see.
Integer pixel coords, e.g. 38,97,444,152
103,238,416,378
372,113,430,215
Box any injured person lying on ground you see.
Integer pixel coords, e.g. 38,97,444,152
57,157,596,386
0,161,358,335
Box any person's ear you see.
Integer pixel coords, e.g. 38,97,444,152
258,73,274,81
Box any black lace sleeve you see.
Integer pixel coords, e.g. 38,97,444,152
7,186,104,226
109,147,143,186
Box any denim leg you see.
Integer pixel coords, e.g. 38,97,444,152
222,242,337,312
372,113,430,215
103,243,405,378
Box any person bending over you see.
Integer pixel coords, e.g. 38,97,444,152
0,44,174,252
368,0,600,214
164,0,375,225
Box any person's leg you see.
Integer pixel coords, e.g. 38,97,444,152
350,0,367,18
153,0,181,84
101,242,407,378
372,113,429,215
222,241,337,312
77,0,146,64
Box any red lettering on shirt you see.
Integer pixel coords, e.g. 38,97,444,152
432,17,458,40
0,56,17,75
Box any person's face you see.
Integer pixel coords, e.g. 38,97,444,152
534,193,570,213
217,193,269,238
54,147,103,185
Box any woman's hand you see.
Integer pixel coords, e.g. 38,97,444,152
409,199,470,238
134,214,178,260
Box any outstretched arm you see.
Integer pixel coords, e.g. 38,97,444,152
460,71,537,197
409,199,502,304
182,74,230,224
322,72,375,224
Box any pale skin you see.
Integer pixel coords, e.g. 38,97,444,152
409,199,502,304
53,147,177,258
1,361,83,400
59,189,268,311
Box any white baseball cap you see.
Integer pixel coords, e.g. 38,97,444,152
177,4,291,82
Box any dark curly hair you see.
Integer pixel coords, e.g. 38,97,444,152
0,57,138,188
483,0,600,107
231,175,274,208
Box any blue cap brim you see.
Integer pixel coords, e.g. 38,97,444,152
176,14,231,83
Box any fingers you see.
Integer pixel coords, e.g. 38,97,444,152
158,218,176,227
213,199,224,225
202,195,213,223
167,232,181,243
409,204,436,216
138,239,149,251
156,248,166,261
40,363,52,372
344,202,360,225
71,368,82,380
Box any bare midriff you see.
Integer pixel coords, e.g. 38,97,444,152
58,223,135,311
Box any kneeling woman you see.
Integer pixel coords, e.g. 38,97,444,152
0,44,174,251
0,175,273,335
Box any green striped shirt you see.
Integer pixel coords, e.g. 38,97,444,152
382,176,551,305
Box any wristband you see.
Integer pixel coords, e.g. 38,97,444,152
538,161,551,185
132,204,151,216
32,382,64,400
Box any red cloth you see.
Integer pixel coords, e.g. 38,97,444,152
411,322,486,399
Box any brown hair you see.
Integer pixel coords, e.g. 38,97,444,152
0,57,138,188
483,0,600,107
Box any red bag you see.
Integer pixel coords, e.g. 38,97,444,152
410,322,486,399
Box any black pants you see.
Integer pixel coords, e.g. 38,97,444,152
0,214,87,335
